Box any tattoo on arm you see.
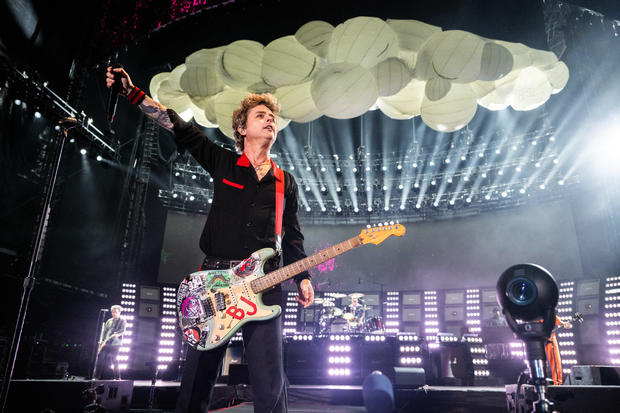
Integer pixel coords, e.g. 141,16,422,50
139,96,174,132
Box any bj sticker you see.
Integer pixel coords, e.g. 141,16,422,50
184,328,200,346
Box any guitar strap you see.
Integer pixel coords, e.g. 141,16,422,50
273,160,284,255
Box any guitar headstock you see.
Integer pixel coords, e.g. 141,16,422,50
359,222,406,245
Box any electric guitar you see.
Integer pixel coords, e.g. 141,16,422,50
98,332,123,353
554,312,583,332
176,223,406,351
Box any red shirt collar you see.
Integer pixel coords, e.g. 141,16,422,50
236,153,283,182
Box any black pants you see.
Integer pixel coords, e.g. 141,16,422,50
176,278,287,413
95,345,121,379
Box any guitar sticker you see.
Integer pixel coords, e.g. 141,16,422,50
181,296,201,318
184,328,201,346
233,255,258,277
204,271,231,289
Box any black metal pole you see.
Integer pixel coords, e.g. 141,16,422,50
0,118,74,413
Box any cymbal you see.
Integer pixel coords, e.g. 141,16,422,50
332,308,343,316
330,293,347,299
322,300,335,307
349,293,364,299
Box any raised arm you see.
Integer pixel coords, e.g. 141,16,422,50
105,66,173,132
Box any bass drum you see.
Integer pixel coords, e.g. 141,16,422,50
330,318,350,333
365,316,384,333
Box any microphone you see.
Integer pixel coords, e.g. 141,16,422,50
107,63,123,123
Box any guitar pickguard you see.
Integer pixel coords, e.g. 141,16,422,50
177,249,281,351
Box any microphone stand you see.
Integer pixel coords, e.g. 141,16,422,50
0,118,75,412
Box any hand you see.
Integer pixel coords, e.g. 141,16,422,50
295,279,314,308
106,66,134,96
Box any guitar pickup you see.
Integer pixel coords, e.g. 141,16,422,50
201,296,215,319
214,292,226,311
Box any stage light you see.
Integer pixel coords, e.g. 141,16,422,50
354,207,359,212
306,166,311,171
501,192,507,197
558,180,564,185
416,204,421,209
431,180,436,186
481,172,487,178
368,206,372,212
449,200,455,205
14,98,22,105
34,111,42,118
321,167,326,172
353,186,358,192
484,194,491,200
305,206,311,212
512,146,517,151
305,185,310,191
520,188,526,194
353,167,358,172
466,197,471,203
429,161,435,166
397,164,402,170
495,149,501,154
413,163,418,168
80,148,87,155
535,162,541,168
290,165,295,170
414,182,419,188
96,155,102,161
516,167,521,172
192,174,197,179
189,195,195,201
69,137,75,143
539,184,545,189
498,170,504,175
553,158,559,164
445,158,451,164
464,176,469,181
479,152,484,157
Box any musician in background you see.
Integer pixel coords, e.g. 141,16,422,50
95,304,126,379
545,314,573,385
347,296,365,330
484,307,508,328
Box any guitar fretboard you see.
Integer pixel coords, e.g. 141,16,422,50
250,235,362,293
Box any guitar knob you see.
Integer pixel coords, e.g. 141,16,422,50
218,324,224,330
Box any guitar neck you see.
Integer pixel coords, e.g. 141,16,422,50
250,235,362,293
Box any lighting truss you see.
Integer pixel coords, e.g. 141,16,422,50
605,276,620,365
2,64,119,159
557,281,578,374
156,126,578,223
118,284,137,371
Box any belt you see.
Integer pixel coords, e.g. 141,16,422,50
200,257,242,270
200,256,280,273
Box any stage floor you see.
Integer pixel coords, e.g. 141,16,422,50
129,381,508,413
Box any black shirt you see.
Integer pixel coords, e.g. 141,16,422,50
168,109,310,284
100,317,127,347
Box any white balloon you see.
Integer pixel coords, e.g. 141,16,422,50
214,89,248,139
477,70,520,110
386,19,442,53
414,32,447,80
149,72,170,102
262,35,319,88
180,47,225,96
311,63,378,119
377,78,425,119
216,40,264,89
157,80,191,113
295,20,334,58
275,81,322,123
545,61,569,94
327,16,399,68
425,77,452,101
421,83,477,132
479,42,513,81
168,64,186,91
190,96,218,128
511,66,552,111
529,49,558,70
371,57,412,97
431,30,485,83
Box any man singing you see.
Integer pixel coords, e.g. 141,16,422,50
106,67,314,413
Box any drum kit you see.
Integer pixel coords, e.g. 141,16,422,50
313,293,384,334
